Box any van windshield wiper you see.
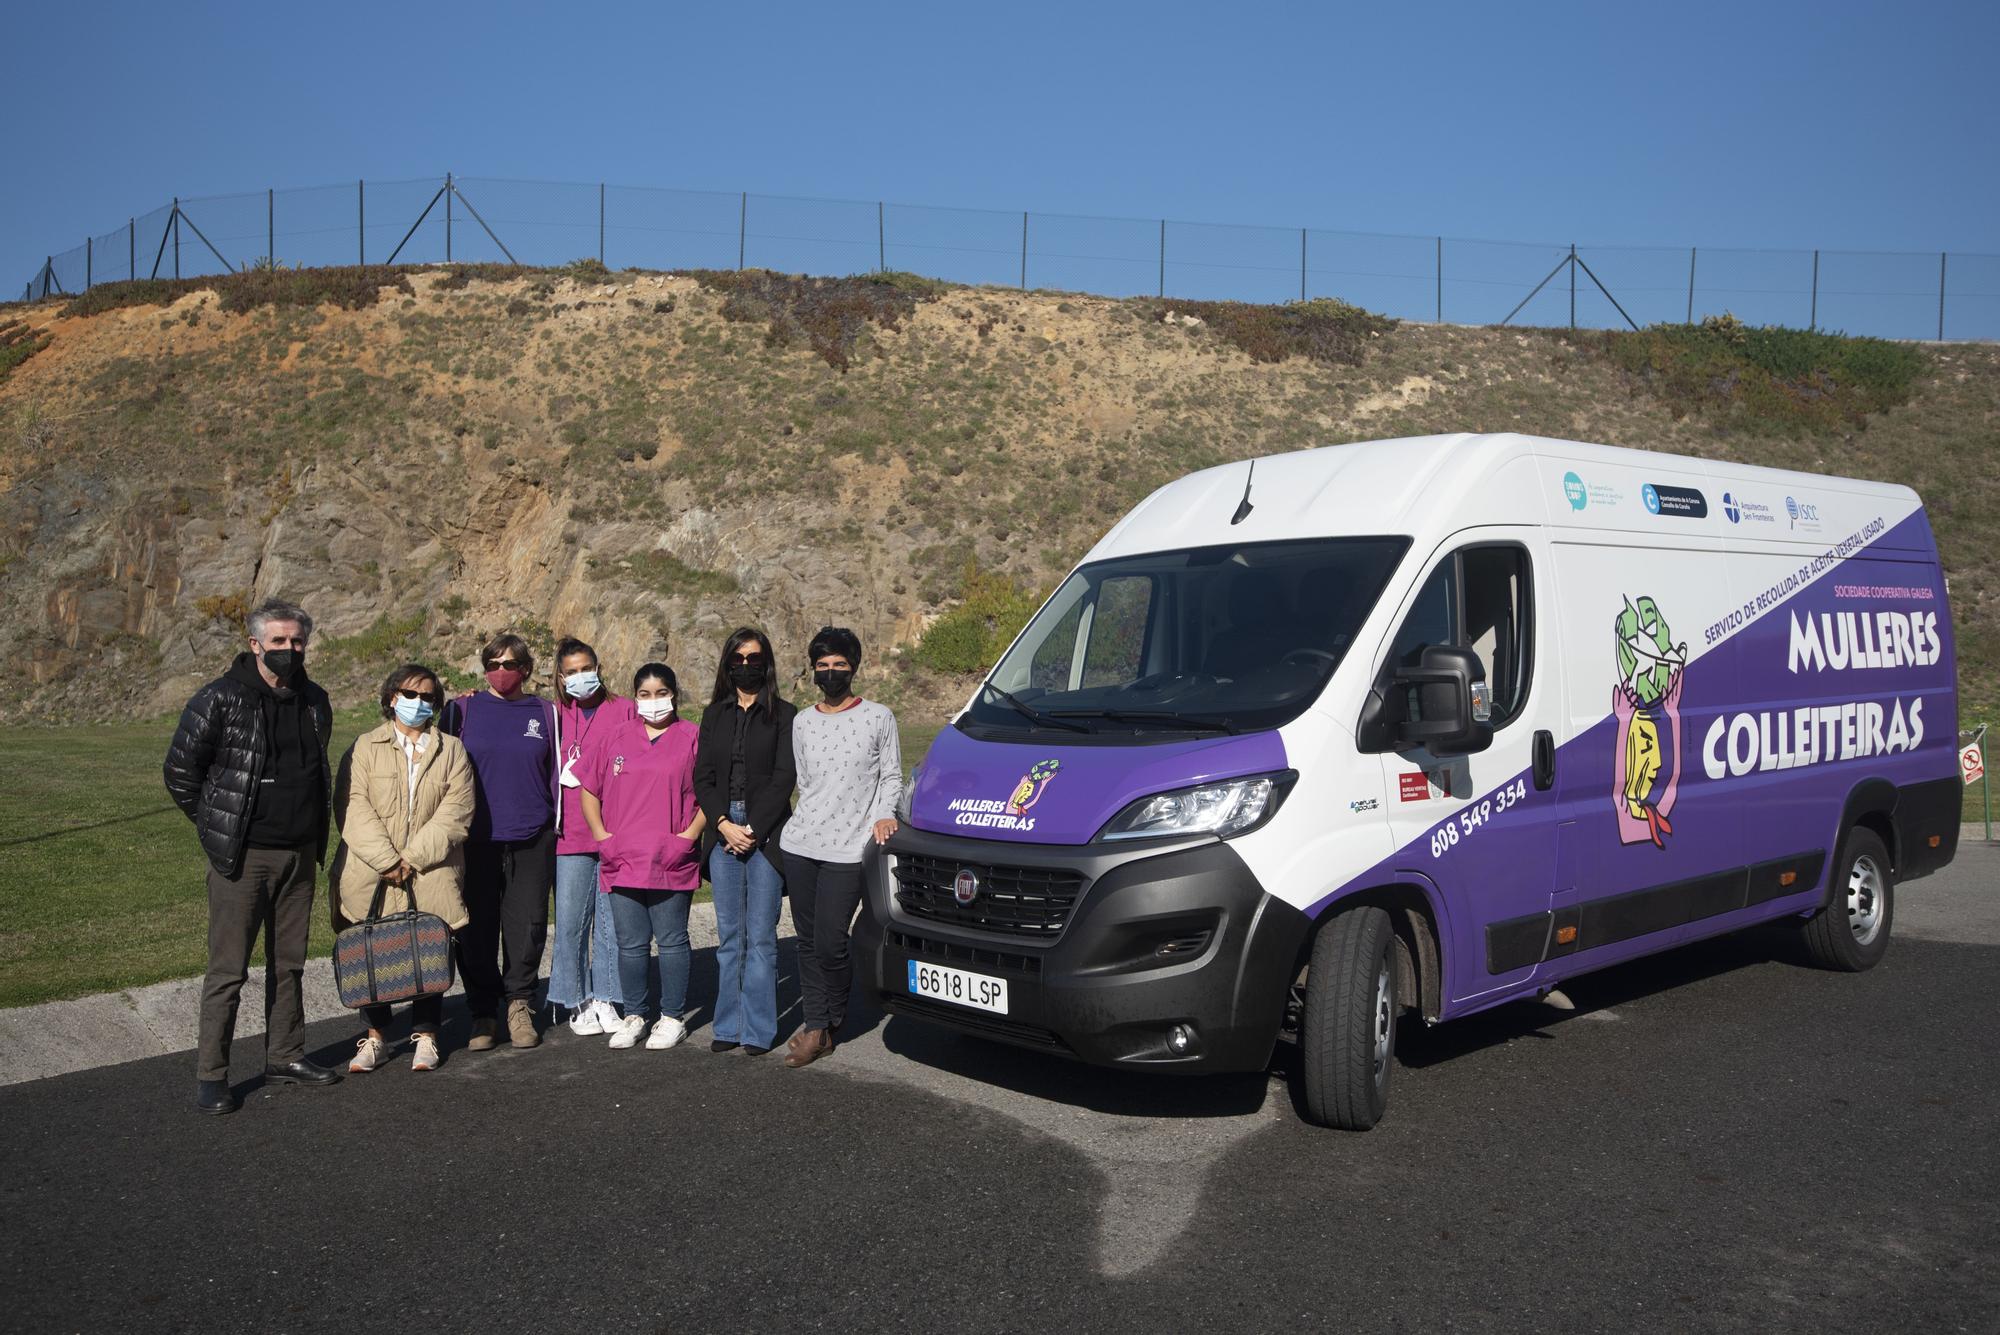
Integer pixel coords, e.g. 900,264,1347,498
980,683,1090,733
1047,708,1237,734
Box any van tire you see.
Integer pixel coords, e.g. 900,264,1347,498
1800,825,1894,972
1299,905,1397,1131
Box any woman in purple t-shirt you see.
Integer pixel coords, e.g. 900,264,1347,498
443,631,563,1053
579,663,706,1051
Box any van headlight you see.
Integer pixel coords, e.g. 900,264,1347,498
1097,771,1295,842
896,763,923,824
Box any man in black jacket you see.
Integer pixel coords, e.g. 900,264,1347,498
163,597,341,1114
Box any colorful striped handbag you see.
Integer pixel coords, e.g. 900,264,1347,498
333,879,456,1009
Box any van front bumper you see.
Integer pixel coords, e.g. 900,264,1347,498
855,824,1311,1070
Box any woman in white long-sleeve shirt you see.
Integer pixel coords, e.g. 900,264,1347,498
778,626,900,1068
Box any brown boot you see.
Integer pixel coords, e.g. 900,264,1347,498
784,1028,831,1068
467,1017,500,1052
507,999,541,1049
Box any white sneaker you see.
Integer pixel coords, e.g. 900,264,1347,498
349,1035,388,1073
645,1016,687,1050
568,1004,605,1037
589,999,623,1033
607,1015,647,1050
411,1033,441,1071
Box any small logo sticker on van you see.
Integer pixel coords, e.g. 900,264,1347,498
1642,483,1708,519
1349,797,1379,813
1398,772,1431,803
1562,472,1588,511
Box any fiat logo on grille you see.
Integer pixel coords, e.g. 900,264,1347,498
952,867,980,906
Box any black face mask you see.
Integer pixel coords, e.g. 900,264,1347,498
261,647,303,679
728,662,767,692
814,668,853,699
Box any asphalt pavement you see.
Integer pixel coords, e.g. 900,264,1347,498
3,847,1996,1334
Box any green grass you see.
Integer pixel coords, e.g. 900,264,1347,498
0,707,373,1008
0,714,946,1008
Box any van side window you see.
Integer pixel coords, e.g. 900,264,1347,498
1382,545,1532,726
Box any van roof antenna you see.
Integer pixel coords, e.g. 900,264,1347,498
1230,459,1256,525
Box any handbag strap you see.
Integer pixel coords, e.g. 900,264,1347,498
364,876,421,923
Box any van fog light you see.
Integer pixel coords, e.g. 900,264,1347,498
1168,1024,1196,1055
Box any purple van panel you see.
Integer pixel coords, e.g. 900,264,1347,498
908,727,1289,846
1308,508,1955,1017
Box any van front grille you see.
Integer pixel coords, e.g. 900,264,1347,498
892,853,1084,939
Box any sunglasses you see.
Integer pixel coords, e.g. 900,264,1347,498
397,687,443,705
730,652,768,665
485,658,528,671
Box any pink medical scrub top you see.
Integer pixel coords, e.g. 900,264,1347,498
578,715,702,892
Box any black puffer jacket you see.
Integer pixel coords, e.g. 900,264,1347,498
163,653,333,877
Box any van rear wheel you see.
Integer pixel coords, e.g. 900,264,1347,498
1800,825,1894,972
1299,905,1397,1131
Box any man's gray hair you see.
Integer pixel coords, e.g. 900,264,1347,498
246,598,314,643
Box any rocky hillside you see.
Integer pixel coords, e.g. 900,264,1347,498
0,264,1994,730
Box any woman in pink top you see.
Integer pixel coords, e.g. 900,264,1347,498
578,662,706,1051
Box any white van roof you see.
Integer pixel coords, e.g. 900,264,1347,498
1085,432,1928,563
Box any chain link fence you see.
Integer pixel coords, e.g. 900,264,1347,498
16,174,1998,340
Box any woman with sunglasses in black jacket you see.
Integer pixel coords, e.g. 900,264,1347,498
691,628,796,1055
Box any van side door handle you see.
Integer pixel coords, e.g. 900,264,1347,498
1533,729,1556,791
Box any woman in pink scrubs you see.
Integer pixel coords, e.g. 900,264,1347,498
577,663,706,1051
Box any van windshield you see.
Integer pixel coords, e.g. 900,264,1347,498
964,536,1408,740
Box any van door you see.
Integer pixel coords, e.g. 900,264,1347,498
1369,529,1570,1010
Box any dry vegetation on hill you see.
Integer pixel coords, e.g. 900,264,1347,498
0,264,1993,739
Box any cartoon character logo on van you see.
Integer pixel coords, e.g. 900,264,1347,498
1613,595,1687,849
1007,759,1061,815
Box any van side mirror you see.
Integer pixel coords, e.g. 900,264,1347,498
1391,645,1494,757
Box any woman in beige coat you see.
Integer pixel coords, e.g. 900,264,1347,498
331,663,476,1073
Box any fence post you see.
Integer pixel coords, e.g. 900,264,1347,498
1020,212,1028,290
267,188,274,270
1436,236,1442,322
1157,219,1164,298
1939,252,1947,341
1810,249,1819,330
173,198,180,279
599,183,605,265
86,236,92,290
1687,246,1696,323
878,201,885,273
738,192,747,270
445,172,453,263
1569,243,1576,328
1299,227,1306,302
358,180,365,265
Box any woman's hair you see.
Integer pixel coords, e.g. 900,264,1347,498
378,663,443,720
480,631,534,674
632,662,680,720
710,626,778,713
807,625,862,668
554,637,598,669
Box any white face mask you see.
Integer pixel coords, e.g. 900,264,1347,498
636,696,674,723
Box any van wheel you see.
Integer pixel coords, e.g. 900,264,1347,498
1299,905,1397,1130
1800,825,1894,972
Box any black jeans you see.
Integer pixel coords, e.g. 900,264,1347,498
460,824,553,1017
783,852,864,1033
198,845,316,1081
362,994,443,1035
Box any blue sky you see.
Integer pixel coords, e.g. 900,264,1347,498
4,0,1995,332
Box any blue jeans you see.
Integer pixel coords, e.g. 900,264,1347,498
709,801,784,1047
608,888,692,1022
549,853,624,1010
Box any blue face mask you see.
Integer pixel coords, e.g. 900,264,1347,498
563,671,602,699
394,696,436,728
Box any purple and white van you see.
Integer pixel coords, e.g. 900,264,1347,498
855,434,1960,1128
